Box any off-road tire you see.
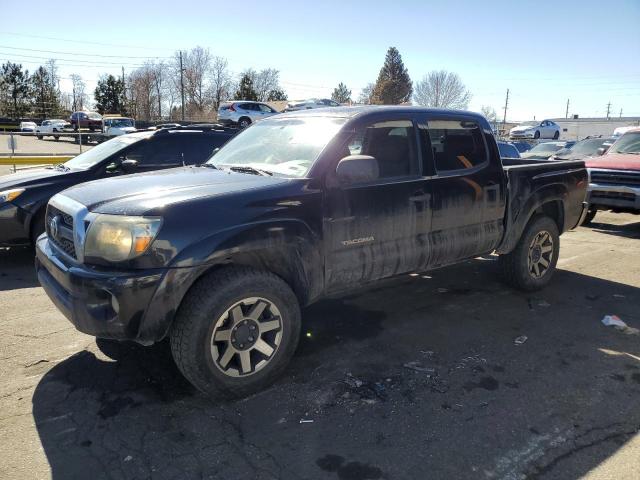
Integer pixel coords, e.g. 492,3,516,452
499,215,560,291
170,266,301,399
582,206,597,225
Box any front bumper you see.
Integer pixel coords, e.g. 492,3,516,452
587,183,640,212
510,131,535,139
35,236,169,343
0,202,30,246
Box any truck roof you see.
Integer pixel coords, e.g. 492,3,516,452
276,105,484,120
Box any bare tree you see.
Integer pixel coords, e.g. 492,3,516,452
252,68,280,102
481,105,497,123
150,61,166,119
70,74,87,111
357,83,374,104
128,66,155,121
180,46,211,118
413,71,471,109
209,56,232,111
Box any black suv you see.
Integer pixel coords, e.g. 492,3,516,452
0,126,235,246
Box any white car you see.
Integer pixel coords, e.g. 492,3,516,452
217,101,279,128
19,121,37,132
103,117,136,137
36,119,69,140
510,120,560,140
612,125,637,138
285,98,340,111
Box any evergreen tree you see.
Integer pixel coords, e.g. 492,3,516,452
94,74,127,114
267,88,287,101
331,82,351,103
31,66,53,119
371,47,412,105
0,62,30,117
235,73,258,101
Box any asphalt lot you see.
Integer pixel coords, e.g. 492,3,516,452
0,211,638,480
0,134,94,156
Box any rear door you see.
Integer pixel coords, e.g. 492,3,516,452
324,116,430,290
421,115,506,266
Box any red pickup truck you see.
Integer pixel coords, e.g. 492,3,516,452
584,128,640,223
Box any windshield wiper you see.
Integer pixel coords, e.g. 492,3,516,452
228,165,273,176
201,163,218,169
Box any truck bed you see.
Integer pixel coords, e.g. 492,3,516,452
498,157,587,253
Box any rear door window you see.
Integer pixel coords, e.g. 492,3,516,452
424,119,488,173
124,137,185,167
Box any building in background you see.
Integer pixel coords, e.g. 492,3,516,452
551,117,640,140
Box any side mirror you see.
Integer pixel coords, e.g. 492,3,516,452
121,158,139,172
596,147,607,156
335,155,379,184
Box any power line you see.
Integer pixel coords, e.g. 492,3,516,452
0,31,169,51
0,44,172,59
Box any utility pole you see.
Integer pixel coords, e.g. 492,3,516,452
179,51,185,122
565,99,569,119
606,101,611,120
502,88,509,134
121,66,126,113
619,108,623,119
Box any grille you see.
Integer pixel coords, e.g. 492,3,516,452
46,205,77,259
591,170,640,187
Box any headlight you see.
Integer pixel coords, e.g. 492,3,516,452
0,188,25,204
84,214,162,262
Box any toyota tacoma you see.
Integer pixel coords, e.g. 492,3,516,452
35,107,588,398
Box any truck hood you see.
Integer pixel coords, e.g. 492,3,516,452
585,152,640,171
0,167,84,191
62,166,289,215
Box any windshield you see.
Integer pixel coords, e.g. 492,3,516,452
557,138,607,157
63,134,146,169
107,118,134,128
530,143,563,153
207,116,347,177
610,132,640,154
88,113,102,120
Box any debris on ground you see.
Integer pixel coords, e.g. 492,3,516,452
514,336,528,345
613,294,626,298
403,361,436,374
537,300,551,308
437,287,449,293
299,419,314,424
24,359,49,368
601,315,640,335
451,355,487,372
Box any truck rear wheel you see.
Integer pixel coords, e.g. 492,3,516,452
499,215,559,291
170,266,301,399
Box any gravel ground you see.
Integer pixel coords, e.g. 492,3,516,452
0,211,638,480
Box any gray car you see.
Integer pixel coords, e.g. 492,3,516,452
217,101,279,128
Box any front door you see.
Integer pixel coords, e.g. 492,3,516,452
324,118,430,291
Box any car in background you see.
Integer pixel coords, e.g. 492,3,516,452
612,125,637,138
509,141,533,153
510,120,561,140
285,98,341,111
70,111,103,131
583,128,640,224
36,119,70,140
521,141,575,160
103,116,136,138
551,136,616,161
497,141,521,158
151,123,182,130
19,121,37,132
0,125,236,247
217,101,279,128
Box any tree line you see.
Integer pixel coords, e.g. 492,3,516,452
1,45,495,122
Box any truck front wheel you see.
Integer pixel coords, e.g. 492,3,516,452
499,215,560,291
170,266,301,399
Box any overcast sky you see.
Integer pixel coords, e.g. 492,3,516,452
2,0,639,120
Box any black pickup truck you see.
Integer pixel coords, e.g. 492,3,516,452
35,107,588,398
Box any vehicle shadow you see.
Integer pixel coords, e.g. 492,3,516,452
588,219,640,239
31,259,640,480
0,246,39,291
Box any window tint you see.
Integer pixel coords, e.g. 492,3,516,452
240,103,257,111
425,119,487,173
258,104,274,113
125,137,185,166
345,120,418,179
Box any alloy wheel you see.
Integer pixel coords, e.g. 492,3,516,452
528,230,554,279
210,297,283,377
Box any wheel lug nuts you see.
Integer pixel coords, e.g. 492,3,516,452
249,326,255,330
239,344,244,348
248,336,254,342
